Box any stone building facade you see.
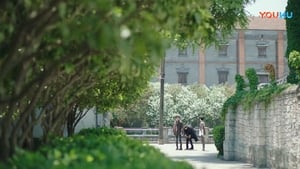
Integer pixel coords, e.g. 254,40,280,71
161,17,289,86
223,85,300,169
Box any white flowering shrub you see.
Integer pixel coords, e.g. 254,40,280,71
144,83,234,127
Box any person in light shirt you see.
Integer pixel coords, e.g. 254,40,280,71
199,117,206,151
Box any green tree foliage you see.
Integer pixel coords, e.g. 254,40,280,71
1,128,193,169
0,0,253,161
235,74,246,92
111,85,155,127
221,75,246,120
288,50,300,80
213,125,225,156
286,0,300,84
245,68,259,91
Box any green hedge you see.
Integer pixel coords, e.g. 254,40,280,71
77,127,126,136
213,125,225,156
1,127,192,169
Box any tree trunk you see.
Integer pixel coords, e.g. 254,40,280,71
67,104,77,137
0,102,17,161
0,127,12,162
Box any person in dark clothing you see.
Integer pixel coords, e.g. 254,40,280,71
183,125,198,150
173,115,183,150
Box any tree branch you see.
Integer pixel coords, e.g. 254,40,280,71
0,0,62,79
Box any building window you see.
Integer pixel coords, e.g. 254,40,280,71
177,72,188,84
217,70,228,84
178,48,187,57
257,45,267,57
256,34,268,57
257,73,269,83
176,66,189,85
218,43,229,57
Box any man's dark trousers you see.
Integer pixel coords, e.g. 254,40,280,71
176,134,182,150
186,136,193,149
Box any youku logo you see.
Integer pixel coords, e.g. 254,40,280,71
259,11,293,19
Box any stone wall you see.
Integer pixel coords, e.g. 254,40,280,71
224,85,300,169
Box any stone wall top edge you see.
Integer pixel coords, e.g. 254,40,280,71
227,85,298,112
278,85,298,96
233,85,298,111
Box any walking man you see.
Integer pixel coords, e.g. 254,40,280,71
199,117,206,151
173,114,183,150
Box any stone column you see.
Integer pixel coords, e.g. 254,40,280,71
224,109,236,160
237,30,245,76
198,45,206,84
276,30,285,78
163,127,169,143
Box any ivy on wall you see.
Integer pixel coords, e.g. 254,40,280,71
245,68,259,92
221,69,289,120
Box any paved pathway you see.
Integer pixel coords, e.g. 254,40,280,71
151,143,267,169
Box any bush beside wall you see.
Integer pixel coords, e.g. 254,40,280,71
0,128,192,169
213,125,225,156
